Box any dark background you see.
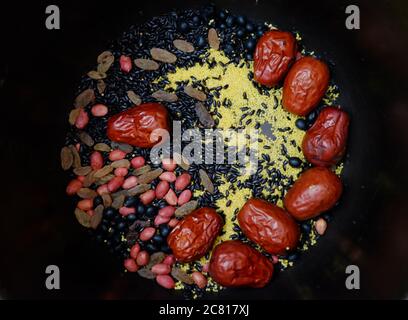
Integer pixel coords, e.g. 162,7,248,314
0,0,407,299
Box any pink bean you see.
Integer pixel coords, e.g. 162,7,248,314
124,258,138,272
162,255,175,266
77,199,93,211
136,251,150,266
177,189,192,206
175,173,191,191
66,179,83,195
75,109,89,129
164,189,177,206
91,104,108,117
130,244,140,259
151,263,171,275
159,171,177,183
77,175,85,182
202,262,209,273
119,206,135,216
162,158,177,171
154,215,170,226
168,218,179,228
122,176,138,189
114,167,128,177
109,149,127,161
155,180,170,199
139,227,156,241
107,176,124,192
140,190,155,205
90,151,104,170
156,275,175,289
191,272,207,289
131,156,145,169
158,206,176,218
120,55,132,73
97,184,109,195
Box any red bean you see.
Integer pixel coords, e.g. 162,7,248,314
131,156,145,169
159,171,177,183
123,258,138,272
156,275,175,289
164,188,178,206
120,55,132,73
114,167,128,177
119,206,135,216
140,190,155,205
66,179,83,195
97,184,109,195
158,206,176,218
154,215,170,226
151,263,171,275
191,272,207,289
90,151,104,170
162,255,175,266
175,173,191,191
77,199,93,211
91,104,108,117
130,244,141,259
168,218,179,228
139,227,156,241
107,176,124,192
136,250,150,266
75,109,89,129
162,158,177,171
109,149,127,161
177,189,192,206
155,180,170,199
122,176,138,189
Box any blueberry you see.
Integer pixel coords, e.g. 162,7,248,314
224,44,234,54
117,221,126,231
192,15,200,25
225,16,235,27
236,28,246,38
196,35,206,48
256,29,264,37
159,224,170,237
203,5,215,18
245,22,255,33
137,203,145,215
295,118,308,130
219,23,226,30
152,234,164,244
288,157,302,168
99,224,108,234
288,253,299,261
93,196,103,207
307,110,318,124
301,223,311,233
178,21,189,32
126,214,137,223
104,208,115,219
145,205,156,217
218,9,227,20
245,52,253,61
146,243,159,253
160,244,172,254
244,37,256,51
236,15,246,26
124,197,138,207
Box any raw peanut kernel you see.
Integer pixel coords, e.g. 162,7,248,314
90,151,104,170
109,149,127,161
175,173,191,191
91,104,108,117
155,180,170,199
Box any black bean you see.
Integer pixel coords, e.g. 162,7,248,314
126,214,137,223
93,196,103,207
245,22,255,32
288,157,302,168
104,208,116,219
236,15,246,26
225,16,235,27
146,243,159,253
145,205,156,217
236,28,246,38
137,203,145,215
152,234,164,244
159,224,171,237
295,118,308,130
124,196,138,207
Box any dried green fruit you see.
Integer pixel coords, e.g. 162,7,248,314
195,102,215,128
137,168,163,184
126,184,151,196
133,165,151,176
90,205,104,229
78,131,94,147
111,142,134,153
184,85,206,101
171,267,194,284
146,252,166,269
83,170,97,187
97,80,106,95
96,174,115,185
208,28,220,50
74,208,91,228
68,145,81,168
150,48,177,63
94,165,114,178
134,58,160,71
111,159,130,168
74,89,95,108
173,39,195,53
126,90,142,105
102,193,112,207
112,194,125,209
174,200,198,218
94,143,111,152
73,166,92,176
68,108,81,125
97,51,114,73
152,90,178,102
87,70,107,80
77,188,98,199
199,169,215,193
137,268,156,279
60,146,73,170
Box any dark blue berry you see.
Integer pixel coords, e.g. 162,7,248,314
104,208,115,219
245,52,253,61
307,110,318,125
288,157,302,168
178,21,189,32
224,44,234,54
152,234,164,244
146,243,159,253
236,28,246,38
159,224,170,237
145,205,156,217
245,22,255,33
137,203,145,215
192,15,200,25
124,196,138,207
219,23,226,30
236,15,246,26
160,244,172,254
245,37,256,51
218,9,227,20
196,35,206,48
93,196,103,207
295,118,308,130
225,16,234,27
126,214,137,223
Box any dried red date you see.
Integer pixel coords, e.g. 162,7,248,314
238,198,299,255
167,207,223,262
284,167,343,220
302,106,349,166
283,56,330,116
209,240,273,288
107,103,170,148
254,30,297,87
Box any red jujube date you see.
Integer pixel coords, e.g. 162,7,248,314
284,167,343,221
254,30,297,87
282,56,330,116
302,106,350,166
209,240,273,288
238,198,300,255
107,103,170,148
167,207,223,262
